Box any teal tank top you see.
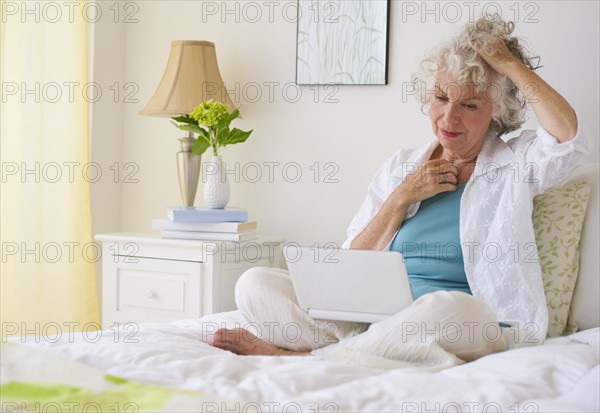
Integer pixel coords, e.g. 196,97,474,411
390,184,472,300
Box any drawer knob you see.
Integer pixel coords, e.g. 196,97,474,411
144,290,155,299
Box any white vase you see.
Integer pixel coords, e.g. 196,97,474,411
203,155,230,209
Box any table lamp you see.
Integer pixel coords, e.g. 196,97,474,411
140,40,237,207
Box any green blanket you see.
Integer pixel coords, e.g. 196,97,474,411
0,342,233,412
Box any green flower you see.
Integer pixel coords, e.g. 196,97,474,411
189,99,229,127
171,99,252,157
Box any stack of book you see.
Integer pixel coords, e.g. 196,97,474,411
152,207,257,242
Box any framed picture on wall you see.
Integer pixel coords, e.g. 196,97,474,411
296,0,390,85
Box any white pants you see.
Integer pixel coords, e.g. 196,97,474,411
235,267,508,366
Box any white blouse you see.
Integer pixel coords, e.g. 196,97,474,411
342,121,592,345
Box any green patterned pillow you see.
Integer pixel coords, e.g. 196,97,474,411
532,181,591,337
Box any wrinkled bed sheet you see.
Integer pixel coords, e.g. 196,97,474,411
16,311,600,412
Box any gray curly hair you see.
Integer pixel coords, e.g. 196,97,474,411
412,15,540,137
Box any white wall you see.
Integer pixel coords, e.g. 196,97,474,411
89,2,127,306
90,4,125,237
92,0,599,247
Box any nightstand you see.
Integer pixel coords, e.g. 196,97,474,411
95,233,284,329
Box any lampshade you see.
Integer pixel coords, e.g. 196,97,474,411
139,40,237,117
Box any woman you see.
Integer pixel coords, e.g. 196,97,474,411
211,16,590,364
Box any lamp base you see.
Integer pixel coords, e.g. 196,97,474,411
176,137,201,207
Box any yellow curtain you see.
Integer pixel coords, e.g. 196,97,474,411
1,1,100,338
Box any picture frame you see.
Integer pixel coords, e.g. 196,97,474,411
296,0,390,85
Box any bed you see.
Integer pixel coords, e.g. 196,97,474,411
2,164,599,412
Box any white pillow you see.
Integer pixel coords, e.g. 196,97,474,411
561,164,600,331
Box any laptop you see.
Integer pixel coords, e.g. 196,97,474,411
283,246,414,323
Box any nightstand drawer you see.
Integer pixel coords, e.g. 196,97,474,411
118,270,187,312
105,256,202,324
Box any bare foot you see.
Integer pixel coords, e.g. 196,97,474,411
210,328,310,356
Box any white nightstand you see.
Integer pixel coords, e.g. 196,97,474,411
95,233,284,329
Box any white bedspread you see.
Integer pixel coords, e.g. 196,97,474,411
17,311,600,412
